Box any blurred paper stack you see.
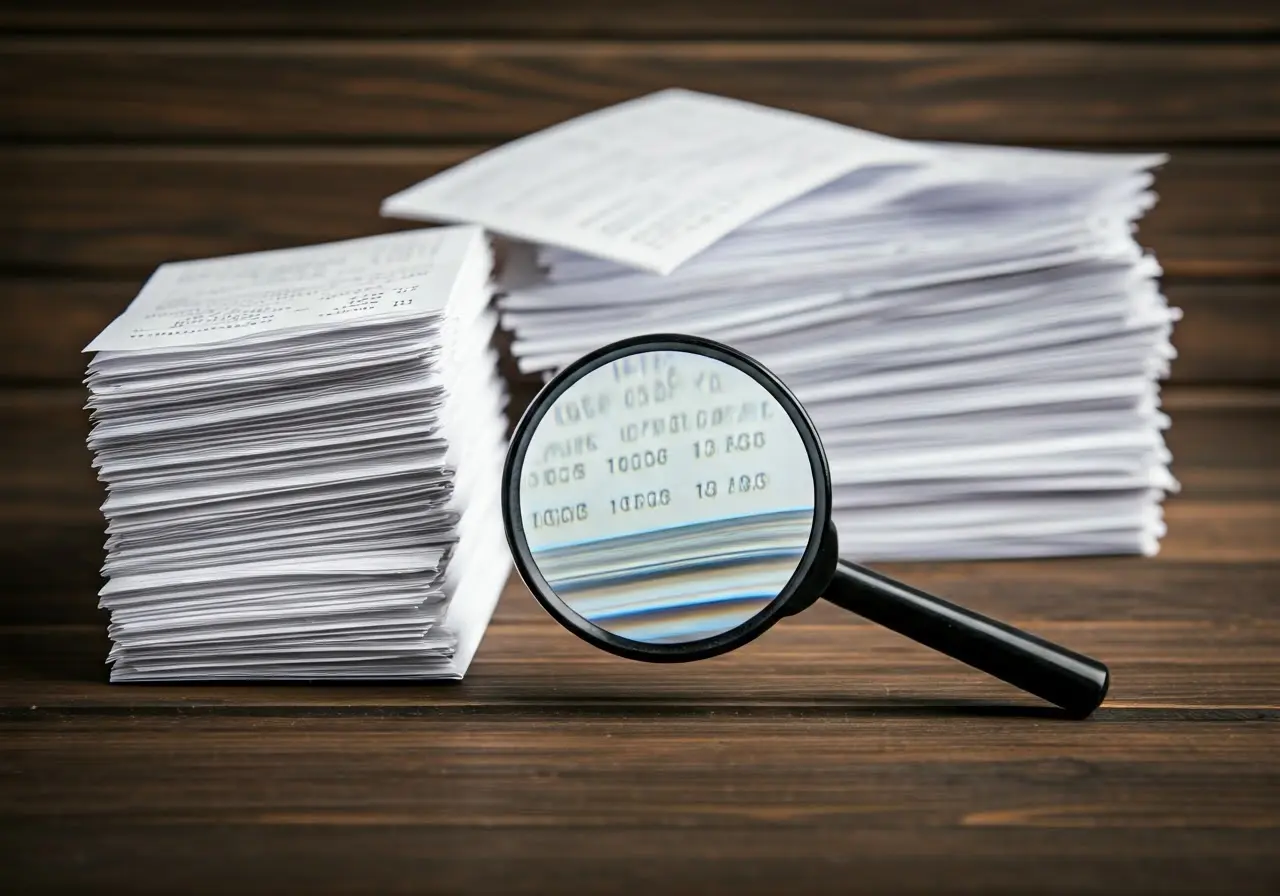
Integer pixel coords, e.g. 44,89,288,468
383,89,1177,561
85,226,509,681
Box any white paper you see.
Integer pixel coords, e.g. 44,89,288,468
382,89,934,275
86,226,486,352
85,228,511,681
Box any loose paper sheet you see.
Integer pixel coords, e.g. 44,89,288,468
426,91,1176,561
381,89,934,275
86,226,487,352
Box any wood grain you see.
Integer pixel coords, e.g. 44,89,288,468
2,824,1277,896
4,276,1276,385
3,1,1279,38
0,146,444,276
3,40,1279,144
3,572,1279,894
3,147,1278,278
1168,281,1280,385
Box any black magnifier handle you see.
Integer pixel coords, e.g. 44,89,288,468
825,559,1109,717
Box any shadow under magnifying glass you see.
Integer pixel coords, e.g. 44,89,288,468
484,687,1080,720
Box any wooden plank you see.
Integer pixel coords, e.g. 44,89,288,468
1168,280,1280,384
3,823,1277,896
3,40,1279,143
3,1,1278,38
2,711,1279,816
3,577,1279,891
4,276,1277,385
1,146,444,276
0,386,1274,624
0,278,121,382
3,147,1278,279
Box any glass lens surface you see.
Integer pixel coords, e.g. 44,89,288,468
517,348,817,644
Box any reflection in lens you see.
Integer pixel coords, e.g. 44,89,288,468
517,349,816,644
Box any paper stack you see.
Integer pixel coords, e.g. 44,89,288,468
383,89,1178,561
85,226,509,681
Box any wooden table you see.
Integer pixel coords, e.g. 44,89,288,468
5,511,1278,893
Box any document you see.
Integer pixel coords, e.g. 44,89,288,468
84,227,510,681
382,91,1176,561
382,89,934,275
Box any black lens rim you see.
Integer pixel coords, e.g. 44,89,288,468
502,333,833,663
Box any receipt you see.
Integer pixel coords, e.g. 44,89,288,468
382,89,932,275
518,348,817,552
516,346,819,644
86,226,488,352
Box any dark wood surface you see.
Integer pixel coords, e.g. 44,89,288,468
4,562,1279,895
2,4,1278,893
2,1,1279,37
5,39,1280,143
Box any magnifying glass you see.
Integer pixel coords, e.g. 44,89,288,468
502,334,1109,718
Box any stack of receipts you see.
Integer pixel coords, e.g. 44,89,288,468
383,89,1178,560
84,226,509,680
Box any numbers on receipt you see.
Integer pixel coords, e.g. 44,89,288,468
696,473,769,500
528,503,589,530
552,392,610,426
611,490,672,515
620,413,689,443
607,449,668,475
519,348,815,551
692,431,766,459
524,463,587,489
540,434,597,462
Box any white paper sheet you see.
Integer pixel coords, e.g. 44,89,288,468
87,226,486,352
382,89,934,274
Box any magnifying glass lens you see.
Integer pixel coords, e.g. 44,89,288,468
517,348,818,644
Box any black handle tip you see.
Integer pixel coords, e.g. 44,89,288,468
1060,661,1110,719
825,560,1113,720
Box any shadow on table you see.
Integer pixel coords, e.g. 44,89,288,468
0,626,111,684
0,627,1167,721
480,691,1075,719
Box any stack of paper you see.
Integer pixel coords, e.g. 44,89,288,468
85,226,509,680
383,89,1178,560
